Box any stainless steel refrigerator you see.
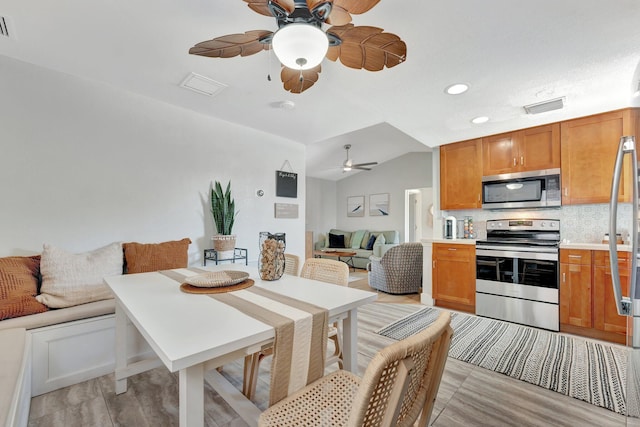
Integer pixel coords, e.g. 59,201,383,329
609,135,640,426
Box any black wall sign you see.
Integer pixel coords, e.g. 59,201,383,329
276,170,297,198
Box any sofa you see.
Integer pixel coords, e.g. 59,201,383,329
0,238,191,427
367,242,423,294
314,229,400,269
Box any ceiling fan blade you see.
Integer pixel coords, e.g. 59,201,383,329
353,166,373,171
243,0,295,17
324,6,352,26
281,65,321,94
334,0,380,15
189,30,272,58
326,24,406,70
352,162,378,168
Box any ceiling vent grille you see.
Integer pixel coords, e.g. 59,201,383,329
180,72,227,97
0,16,11,38
524,97,565,115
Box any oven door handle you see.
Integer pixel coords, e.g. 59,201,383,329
476,249,558,262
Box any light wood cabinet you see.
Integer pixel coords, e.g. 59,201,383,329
593,251,630,341
440,139,482,210
482,123,560,176
560,109,639,205
432,243,475,313
559,249,592,328
559,248,630,344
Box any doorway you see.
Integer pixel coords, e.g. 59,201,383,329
405,187,433,242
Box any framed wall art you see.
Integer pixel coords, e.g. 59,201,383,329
347,195,365,217
369,193,390,216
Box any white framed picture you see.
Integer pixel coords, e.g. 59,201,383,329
369,193,390,216
347,195,365,217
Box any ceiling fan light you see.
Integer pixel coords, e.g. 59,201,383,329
272,24,329,70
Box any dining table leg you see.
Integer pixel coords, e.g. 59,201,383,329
342,308,358,372
115,302,128,394
179,364,205,427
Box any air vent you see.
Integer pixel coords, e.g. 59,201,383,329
523,97,565,115
180,72,227,97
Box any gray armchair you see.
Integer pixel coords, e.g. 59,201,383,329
366,242,423,294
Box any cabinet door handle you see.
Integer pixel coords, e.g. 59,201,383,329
433,260,436,269
568,255,582,259
448,248,457,251
564,188,568,196
520,156,524,165
513,157,517,166
562,272,566,282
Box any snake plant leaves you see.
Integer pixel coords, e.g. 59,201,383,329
211,181,236,235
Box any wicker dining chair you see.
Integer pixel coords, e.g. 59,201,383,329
283,253,300,276
243,258,349,400
258,310,453,427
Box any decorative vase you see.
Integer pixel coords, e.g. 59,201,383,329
259,232,286,280
212,234,236,260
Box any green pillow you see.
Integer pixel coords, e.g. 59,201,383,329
351,230,366,249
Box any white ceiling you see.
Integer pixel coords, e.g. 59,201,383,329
2,0,639,181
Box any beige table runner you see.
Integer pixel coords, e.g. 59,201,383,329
160,269,328,405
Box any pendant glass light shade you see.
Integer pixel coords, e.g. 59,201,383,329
272,23,329,70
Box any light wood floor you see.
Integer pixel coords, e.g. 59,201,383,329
28,272,631,426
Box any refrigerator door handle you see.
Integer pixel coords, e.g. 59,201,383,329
609,136,637,316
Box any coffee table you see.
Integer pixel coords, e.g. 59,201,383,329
105,265,377,427
314,250,357,270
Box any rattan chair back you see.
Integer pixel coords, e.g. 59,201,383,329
258,311,453,427
283,253,300,276
300,258,349,286
348,310,453,426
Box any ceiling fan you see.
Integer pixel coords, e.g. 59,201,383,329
342,144,377,171
189,0,407,94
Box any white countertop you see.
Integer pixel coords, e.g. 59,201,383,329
422,238,477,245
559,242,632,252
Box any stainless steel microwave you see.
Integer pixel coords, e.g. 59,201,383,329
481,168,561,209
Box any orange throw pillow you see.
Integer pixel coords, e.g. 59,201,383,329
123,238,192,274
0,255,48,320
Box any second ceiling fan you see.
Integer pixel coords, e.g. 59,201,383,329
343,144,377,172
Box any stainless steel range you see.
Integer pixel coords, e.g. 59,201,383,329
475,219,560,331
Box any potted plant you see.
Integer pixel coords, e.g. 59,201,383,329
211,180,237,259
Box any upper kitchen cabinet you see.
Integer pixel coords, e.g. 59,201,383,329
440,139,482,210
561,109,639,205
482,123,560,176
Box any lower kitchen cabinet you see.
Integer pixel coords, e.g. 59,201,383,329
432,243,475,313
559,249,592,328
560,249,630,344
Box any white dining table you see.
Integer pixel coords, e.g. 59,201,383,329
104,264,377,427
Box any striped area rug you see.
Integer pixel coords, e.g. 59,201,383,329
377,306,629,415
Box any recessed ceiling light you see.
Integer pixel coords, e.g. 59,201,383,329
471,116,489,124
445,83,469,95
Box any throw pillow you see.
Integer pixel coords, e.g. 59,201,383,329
0,255,48,320
37,242,123,308
351,230,366,249
123,238,191,274
374,233,386,246
328,233,345,248
365,234,377,251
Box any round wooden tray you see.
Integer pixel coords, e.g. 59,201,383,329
180,279,254,294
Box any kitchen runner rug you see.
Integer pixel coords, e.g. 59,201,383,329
377,306,631,415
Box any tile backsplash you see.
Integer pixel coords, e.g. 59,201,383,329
443,203,632,244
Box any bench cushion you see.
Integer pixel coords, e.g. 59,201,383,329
0,256,48,321
0,328,27,425
0,299,115,331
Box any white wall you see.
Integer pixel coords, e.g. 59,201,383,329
0,56,306,264
335,152,433,242
305,177,337,247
